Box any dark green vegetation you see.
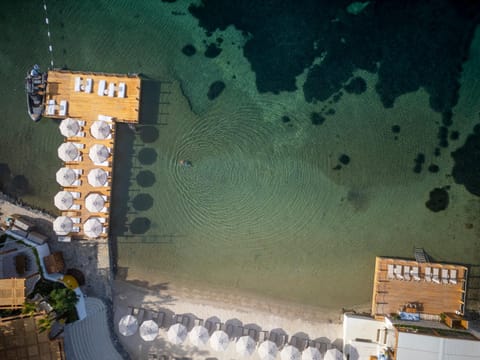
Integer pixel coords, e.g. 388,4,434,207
207,81,226,100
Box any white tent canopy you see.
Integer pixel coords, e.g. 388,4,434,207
87,168,108,187
236,336,256,357
167,323,188,345
84,217,103,238
59,118,81,137
85,193,105,212
301,347,321,360
258,340,278,360
57,142,80,162
54,191,74,210
210,330,229,352
53,216,73,235
139,320,159,341
281,345,301,360
55,167,77,186
90,120,111,140
89,144,110,164
118,315,138,337
189,325,209,347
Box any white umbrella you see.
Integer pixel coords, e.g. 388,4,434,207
236,336,256,357
87,168,108,187
189,325,209,347
59,118,81,137
324,348,343,360
167,323,188,344
53,216,73,235
258,340,278,360
89,144,110,164
84,217,103,238
58,142,80,162
281,345,301,360
210,330,229,352
119,314,138,336
54,191,74,210
55,167,77,186
139,320,159,341
90,120,111,139
85,193,105,212
302,347,321,360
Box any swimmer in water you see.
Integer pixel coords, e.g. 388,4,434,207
179,159,193,167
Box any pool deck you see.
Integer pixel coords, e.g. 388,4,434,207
46,69,141,240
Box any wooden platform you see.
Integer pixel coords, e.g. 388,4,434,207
371,257,468,318
0,278,25,309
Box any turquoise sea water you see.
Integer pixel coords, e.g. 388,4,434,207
1,0,480,309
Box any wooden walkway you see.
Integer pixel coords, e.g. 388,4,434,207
371,257,468,318
46,70,142,240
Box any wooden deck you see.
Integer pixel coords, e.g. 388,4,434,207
371,257,468,318
46,70,142,240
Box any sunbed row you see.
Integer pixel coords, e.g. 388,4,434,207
74,76,126,98
387,264,457,284
45,99,68,116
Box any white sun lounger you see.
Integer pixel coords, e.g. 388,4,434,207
411,266,420,281
394,265,403,280
118,82,126,98
449,269,457,284
387,264,395,280
73,169,83,176
71,179,82,186
71,204,81,210
59,100,68,116
97,80,106,96
73,143,85,149
46,99,56,115
74,77,82,92
441,269,449,284
98,114,113,122
70,191,81,199
425,267,432,282
85,78,93,93
108,82,115,97
403,265,411,281
71,217,81,224
432,268,440,284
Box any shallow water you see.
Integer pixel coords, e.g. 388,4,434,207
1,0,480,309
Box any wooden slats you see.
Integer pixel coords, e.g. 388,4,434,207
0,278,25,309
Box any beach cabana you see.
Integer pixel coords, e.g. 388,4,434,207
258,340,278,360
210,330,229,352
119,314,138,337
89,144,110,164
87,168,108,187
139,320,159,341
85,193,106,213
189,325,209,347
59,118,81,137
236,335,256,357
54,191,74,210
56,167,77,187
324,348,343,360
90,120,111,139
301,347,321,360
53,216,73,235
83,218,103,239
167,323,188,344
57,142,80,162
281,345,301,360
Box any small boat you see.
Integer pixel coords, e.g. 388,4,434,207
25,64,47,122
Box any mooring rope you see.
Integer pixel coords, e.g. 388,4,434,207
43,0,54,68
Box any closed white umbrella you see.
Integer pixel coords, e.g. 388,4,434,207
258,340,278,360
324,349,343,360
302,347,321,360
167,323,188,344
189,325,209,347
54,191,74,210
236,336,256,357
89,144,110,164
85,193,105,212
87,168,108,187
53,216,73,235
59,118,81,137
210,330,229,352
55,167,77,186
119,314,138,336
139,320,159,341
281,345,301,360
84,217,103,238
90,120,111,139
58,142,80,162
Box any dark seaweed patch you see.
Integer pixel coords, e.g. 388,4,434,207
310,112,325,125
207,81,226,100
182,44,196,56
205,43,222,58
425,187,449,212
344,77,367,94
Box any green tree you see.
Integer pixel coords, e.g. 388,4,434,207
21,301,37,317
48,288,78,318
37,314,54,333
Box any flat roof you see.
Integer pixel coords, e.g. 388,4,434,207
372,257,468,317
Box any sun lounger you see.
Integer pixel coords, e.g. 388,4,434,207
78,120,86,126
194,318,204,326
449,269,457,284
403,265,411,281
108,82,115,97
73,169,83,175
425,267,432,282
118,82,126,98
394,265,404,280
46,99,56,115
441,269,449,284
71,204,81,210
98,114,114,122
58,236,71,242
411,266,420,281
387,264,395,280
97,80,106,96
432,268,440,284
258,330,268,343
73,143,85,149
59,100,68,116
74,77,82,92
85,78,93,93
74,131,85,138
70,191,81,199
71,226,80,233
72,179,82,186
71,217,81,224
